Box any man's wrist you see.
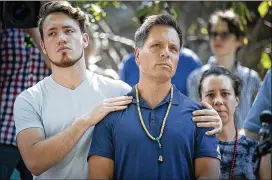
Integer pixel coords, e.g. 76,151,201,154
73,117,93,133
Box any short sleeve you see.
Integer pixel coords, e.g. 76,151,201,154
88,115,115,161
195,127,221,160
13,92,44,136
116,80,132,96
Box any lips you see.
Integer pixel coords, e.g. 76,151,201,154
217,110,227,116
157,63,171,69
214,44,223,48
57,46,71,52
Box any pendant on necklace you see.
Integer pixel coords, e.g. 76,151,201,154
158,155,163,162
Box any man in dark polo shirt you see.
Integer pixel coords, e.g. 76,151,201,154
88,14,221,179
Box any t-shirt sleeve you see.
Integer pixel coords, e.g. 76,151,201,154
13,92,44,136
117,81,132,96
194,127,221,160
88,115,115,161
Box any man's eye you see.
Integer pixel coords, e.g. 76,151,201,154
170,47,178,52
153,44,161,47
65,29,73,33
48,32,56,36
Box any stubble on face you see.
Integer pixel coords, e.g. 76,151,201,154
138,25,180,83
48,49,84,68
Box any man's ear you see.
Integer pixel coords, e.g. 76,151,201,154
40,40,47,55
82,33,89,48
135,48,140,66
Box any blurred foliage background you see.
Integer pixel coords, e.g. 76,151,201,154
73,1,271,79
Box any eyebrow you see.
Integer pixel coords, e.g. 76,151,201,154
205,89,231,93
151,40,179,48
47,26,75,32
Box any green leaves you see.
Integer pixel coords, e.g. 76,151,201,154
260,51,272,69
231,2,252,33
258,1,270,17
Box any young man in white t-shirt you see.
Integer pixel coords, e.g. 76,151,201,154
13,1,132,179
14,1,222,179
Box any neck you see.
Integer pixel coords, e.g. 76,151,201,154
137,79,172,109
217,120,237,142
214,54,236,71
51,58,87,90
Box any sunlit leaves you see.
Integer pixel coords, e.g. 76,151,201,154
260,51,271,69
258,1,270,17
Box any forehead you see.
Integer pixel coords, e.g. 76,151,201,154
210,20,229,32
43,12,80,31
145,25,180,47
202,75,233,90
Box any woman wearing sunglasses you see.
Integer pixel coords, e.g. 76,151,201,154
198,66,270,180
188,10,261,131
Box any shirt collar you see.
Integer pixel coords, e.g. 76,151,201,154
127,84,179,109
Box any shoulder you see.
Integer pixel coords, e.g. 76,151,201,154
176,90,202,110
239,135,259,147
263,69,271,85
89,71,132,95
180,48,201,63
15,77,49,102
96,109,124,131
237,65,260,81
189,64,210,79
121,53,135,63
14,77,50,114
119,53,137,72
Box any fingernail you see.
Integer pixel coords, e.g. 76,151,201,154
192,117,196,121
192,111,196,115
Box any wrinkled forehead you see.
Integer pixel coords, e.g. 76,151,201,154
145,25,180,47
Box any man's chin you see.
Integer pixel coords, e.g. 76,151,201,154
154,75,172,83
50,59,78,68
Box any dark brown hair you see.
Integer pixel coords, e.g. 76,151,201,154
198,66,243,99
135,14,183,49
38,1,89,40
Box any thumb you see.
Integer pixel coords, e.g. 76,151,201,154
200,101,213,109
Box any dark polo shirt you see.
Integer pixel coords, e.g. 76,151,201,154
88,85,219,179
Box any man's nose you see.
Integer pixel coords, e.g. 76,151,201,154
58,32,67,45
160,47,170,58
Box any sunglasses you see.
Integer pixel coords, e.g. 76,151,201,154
209,31,232,40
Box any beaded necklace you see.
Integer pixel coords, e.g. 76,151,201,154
135,84,173,163
229,128,238,180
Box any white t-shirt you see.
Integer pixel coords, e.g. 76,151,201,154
13,70,131,179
